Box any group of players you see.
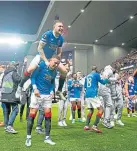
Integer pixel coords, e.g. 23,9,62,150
1,20,136,147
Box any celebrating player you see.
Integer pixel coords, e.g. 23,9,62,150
25,56,60,147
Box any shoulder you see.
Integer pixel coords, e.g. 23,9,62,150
41,30,52,38
94,72,100,77
38,61,46,69
87,73,93,78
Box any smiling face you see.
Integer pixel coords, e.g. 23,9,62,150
49,58,60,70
72,73,77,80
77,71,82,79
53,21,64,35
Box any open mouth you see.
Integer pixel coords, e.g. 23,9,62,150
59,29,63,33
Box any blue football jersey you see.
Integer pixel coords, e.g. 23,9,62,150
134,77,137,93
127,81,135,96
31,61,57,95
40,30,64,59
84,72,108,98
68,79,82,98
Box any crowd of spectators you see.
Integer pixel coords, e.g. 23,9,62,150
111,50,137,71
110,50,137,83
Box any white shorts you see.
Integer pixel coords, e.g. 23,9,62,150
30,55,41,67
29,55,66,74
70,98,81,102
85,97,102,109
29,93,52,109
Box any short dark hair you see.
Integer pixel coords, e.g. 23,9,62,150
53,20,63,26
72,73,76,77
51,55,61,61
92,65,97,71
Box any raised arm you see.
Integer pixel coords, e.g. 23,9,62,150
37,32,49,65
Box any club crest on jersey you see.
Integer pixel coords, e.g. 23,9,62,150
49,44,58,50
45,74,52,81
43,34,46,39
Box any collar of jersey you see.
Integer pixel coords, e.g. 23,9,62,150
48,66,55,71
52,30,59,39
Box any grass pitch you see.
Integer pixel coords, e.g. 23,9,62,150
0,104,137,151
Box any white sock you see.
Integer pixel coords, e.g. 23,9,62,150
46,136,49,139
27,135,31,139
92,125,96,128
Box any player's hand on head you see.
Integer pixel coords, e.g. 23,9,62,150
34,89,40,97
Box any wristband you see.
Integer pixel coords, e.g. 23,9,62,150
50,91,54,94
33,85,37,90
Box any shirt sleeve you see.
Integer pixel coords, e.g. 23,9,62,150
98,74,109,85
40,31,50,43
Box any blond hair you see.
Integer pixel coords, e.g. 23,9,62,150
53,20,63,27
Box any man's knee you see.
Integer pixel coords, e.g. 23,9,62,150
88,108,94,115
98,106,104,113
106,96,113,107
117,102,123,109
58,64,68,77
12,105,19,115
97,111,103,118
29,109,37,118
106,102,113,107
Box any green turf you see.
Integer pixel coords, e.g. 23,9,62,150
0,104,137,151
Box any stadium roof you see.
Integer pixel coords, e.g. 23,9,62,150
0,1,137,60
